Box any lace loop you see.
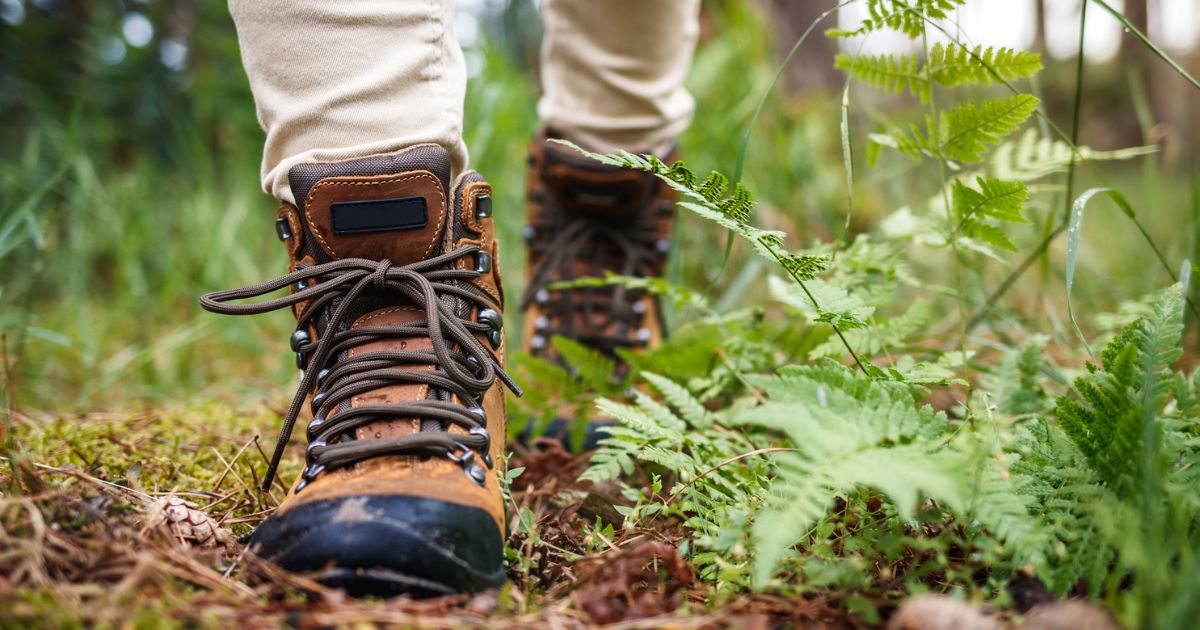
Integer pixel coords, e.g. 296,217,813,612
201,246,520,492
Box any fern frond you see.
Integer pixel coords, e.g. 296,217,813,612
1054,286,1185,494
989,128,1156,181
953,177,1029,225
551,336,619,390
643,372,711,429
951,176,1029,251
837,45,1041,103
891,96,1040,163
984,335,1050,416
836,52,928,101
937,95,1040,163
929,44,1042,87
769,275,874,331
828,0,966,39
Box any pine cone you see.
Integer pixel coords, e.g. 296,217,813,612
145,496,235,549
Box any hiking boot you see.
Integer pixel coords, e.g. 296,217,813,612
201,145,518,597
521,131,678,362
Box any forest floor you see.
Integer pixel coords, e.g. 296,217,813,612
0,401,863,629
0,396,1125,629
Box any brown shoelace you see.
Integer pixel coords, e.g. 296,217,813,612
522,206,668,355
200,246,520,492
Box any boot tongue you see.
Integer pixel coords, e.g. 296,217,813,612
541,138,655,221
288,145,453,265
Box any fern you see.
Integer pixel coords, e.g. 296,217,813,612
929,43,1043,87
1013,285,1199,626
828,0,966,39
837,45,1041,103
550,143,823,276
737,364,1032,585
984,335,1050,416
937,95,1041,163
952,176,1030,251
1054,287,1184,494
836,52,927,100
989,128,1157,182
881,95,1040,164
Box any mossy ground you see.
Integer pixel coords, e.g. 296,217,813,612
0,399,855,628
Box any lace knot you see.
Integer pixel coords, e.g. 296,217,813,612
372,259,393,289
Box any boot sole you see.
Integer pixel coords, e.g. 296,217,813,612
249,494,504,598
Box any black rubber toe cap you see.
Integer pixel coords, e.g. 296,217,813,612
249,495,504,598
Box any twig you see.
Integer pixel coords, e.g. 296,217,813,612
665,447,799,506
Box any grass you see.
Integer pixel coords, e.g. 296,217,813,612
1,0,1199,626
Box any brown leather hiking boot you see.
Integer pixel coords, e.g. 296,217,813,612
521,131,678,361
201,145,517,597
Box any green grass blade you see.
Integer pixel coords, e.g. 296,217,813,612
1065,188,1132,357
1090,0,1200,92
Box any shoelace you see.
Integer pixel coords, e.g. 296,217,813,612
200,245,520,492
521,206,667,355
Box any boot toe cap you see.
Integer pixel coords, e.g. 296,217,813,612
249,494,504,597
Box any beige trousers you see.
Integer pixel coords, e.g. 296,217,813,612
229,0,700,204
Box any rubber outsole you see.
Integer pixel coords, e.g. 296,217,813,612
249,494,504,598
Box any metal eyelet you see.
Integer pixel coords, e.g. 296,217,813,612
306,439,327,459
631,301,647,315
477,309,503,330
448,447,475,467
449,447,487,485
308,416,326,432
290,329,310,351
466,464,487,486
295,351,306,370
477,309,503,348
475,251,492,274
655,238,672,254
475,194,492,218
275,217,292,241
636,327,653,343
466,355,484,378
522,225,536,242
467,407,487,423
293,280,307,293
310,391,328,414
315,368,331,387
295,460,327,492
534,315,549,331
530,335,547,351
534,289,550,304
469,425,491,454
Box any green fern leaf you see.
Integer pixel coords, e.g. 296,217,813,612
551,336,618,391
836,52,928,101
989,128,1156,181
644,372,711,429
929,44,1042,87
1054,286,1185,494
953,177,1029,225
837,45,1041,103
938,95,1040,163
829,0,966,39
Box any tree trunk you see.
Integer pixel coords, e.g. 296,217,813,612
768,0,843,93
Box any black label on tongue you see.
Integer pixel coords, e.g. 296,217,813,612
330,196,428,234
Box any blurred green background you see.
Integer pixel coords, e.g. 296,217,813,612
1,0,1197,411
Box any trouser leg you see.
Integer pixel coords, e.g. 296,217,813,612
228,0,467,204
538,0,702,153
